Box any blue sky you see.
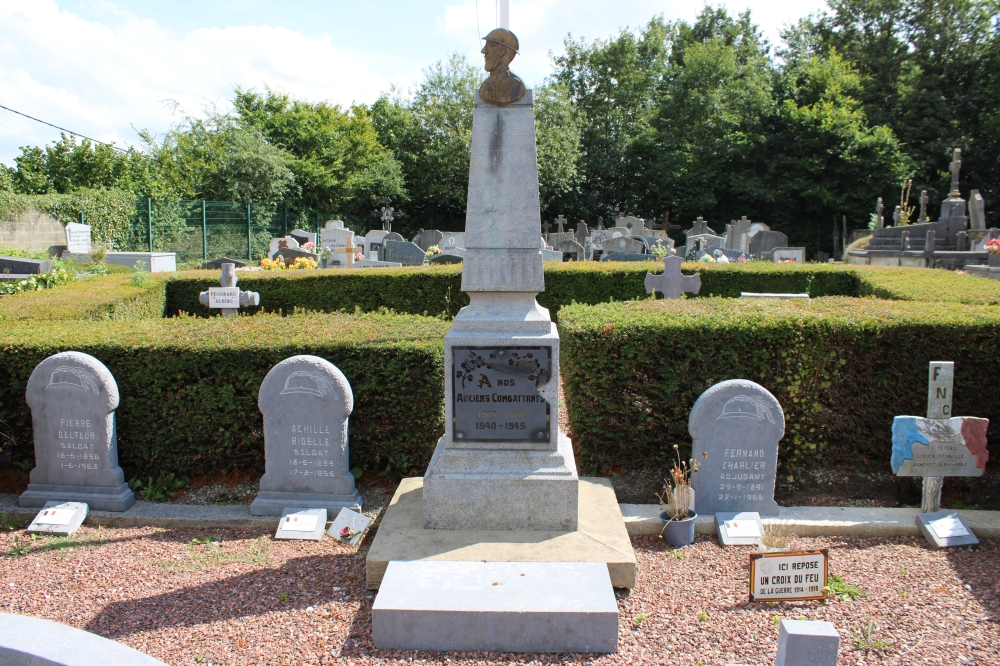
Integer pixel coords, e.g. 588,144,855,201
0,0,830,165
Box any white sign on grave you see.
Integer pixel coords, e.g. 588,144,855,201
749,550,828,602
36,507,76,525
928,514,970,539
725,518,762,538
282,512,320,532
207,287,240,308
65,223,92,254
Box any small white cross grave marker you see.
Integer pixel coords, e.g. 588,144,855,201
644,255,701,299
198,263,260,317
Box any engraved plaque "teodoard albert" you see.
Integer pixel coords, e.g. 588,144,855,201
453,346,551,442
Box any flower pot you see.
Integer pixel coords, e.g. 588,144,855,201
989,252,1000,267
660,511,697,547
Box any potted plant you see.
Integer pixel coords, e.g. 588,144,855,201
658,444,699,547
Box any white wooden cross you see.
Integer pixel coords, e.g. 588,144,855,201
644,255,701,299
199,263,260,317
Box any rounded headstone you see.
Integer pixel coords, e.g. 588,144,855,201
689,379,784,516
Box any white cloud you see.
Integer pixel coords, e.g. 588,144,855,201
0,1,396,163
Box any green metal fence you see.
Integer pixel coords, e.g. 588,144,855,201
126,199,370,266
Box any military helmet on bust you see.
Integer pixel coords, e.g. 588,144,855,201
482,28,519,54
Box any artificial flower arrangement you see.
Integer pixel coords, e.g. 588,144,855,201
299,241,316,252
258,256,318,270
424,244,445,258
985,238,1000,254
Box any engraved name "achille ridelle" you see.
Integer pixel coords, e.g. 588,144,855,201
291,423,331,447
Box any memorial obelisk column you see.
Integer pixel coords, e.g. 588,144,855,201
423,28,579,531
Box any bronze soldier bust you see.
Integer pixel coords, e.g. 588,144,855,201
478,28,526,105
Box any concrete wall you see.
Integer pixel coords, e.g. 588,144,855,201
0,207,66,256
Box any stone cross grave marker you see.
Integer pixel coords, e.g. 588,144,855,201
919,190,929,223
644,255,701,299
890,361,988,547
555,215,567,234
250,355,362,516
198,263,260,317
687,216,714,238
876,197,884,229
19,351,135,511
690,379,784,516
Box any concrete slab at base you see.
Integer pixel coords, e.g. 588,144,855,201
366,477,636,589
372,561,618,653
0,613,168,665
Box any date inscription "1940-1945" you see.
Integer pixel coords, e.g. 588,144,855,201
452,346,551,443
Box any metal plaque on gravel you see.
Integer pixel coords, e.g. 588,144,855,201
452,347,551,443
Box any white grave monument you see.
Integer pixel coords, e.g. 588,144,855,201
64,222,92,254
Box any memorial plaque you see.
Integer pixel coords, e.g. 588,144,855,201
207,287,240,308
452,346,551,443
749,550,828,602
274,507,327,541
715,511,763,546
328,507,372,547
65,222,92,254
27,501,88,536
916,510,979,549
891,416,988,477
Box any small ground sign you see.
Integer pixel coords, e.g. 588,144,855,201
749,549,828,602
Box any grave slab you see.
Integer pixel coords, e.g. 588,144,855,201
104,251,176,272
775,619,839,666
328,507,372,547
274,507,327,541
0,613,168,666
715,511,763,546
372,561,618,653
27,501,88,536
429,253,463,265
383,240,425,266
916,510,980,548
366,477,636,589
0,255,52,275
350,259,402,268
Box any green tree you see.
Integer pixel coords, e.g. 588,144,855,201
233,88,404,217
534,83,584,219
8,134,151,195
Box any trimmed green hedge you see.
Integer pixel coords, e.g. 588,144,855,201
0,274,166,321
0,312,448,479
559,297,1000,474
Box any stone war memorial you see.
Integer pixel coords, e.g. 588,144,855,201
250,355,362,516
19,352,135,511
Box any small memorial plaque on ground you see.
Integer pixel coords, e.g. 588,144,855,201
690,379,783,516
274,508,327,541
328,507,372,547
451,346,552,443
916,510,979,549
27,501,88,535
748,550,828,602
715,511,763,546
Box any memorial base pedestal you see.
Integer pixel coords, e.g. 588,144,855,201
249,490,361,516
19,482,134,512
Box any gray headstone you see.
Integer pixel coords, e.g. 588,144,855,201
645,255,701,298
686,216,716,238
615,216,645,233
268,236,299,260
289,229,317,246
575,222,589,245
429,253,463,265
556,239,585,261
546,232,576,248
19,352,135,512
201,257,247,270
372,561,618,653
609,236,645,254
414,229,443,251
327,506,372,547
0,256,51,275
771,248,806,263
775,620,839,666
600,251,653,262
690,379,783,516
439,231,465,250
26,501,88,536
274,507,327,541
916,510,979,549
714,511,763,546
749,230,788,259
383,240,425,266
969,190,986,230
725,216,753,252
250,355,362,515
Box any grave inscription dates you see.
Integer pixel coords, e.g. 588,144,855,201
19,351,135,511
690,379,783,516
452,346,551,443
250,355,362,516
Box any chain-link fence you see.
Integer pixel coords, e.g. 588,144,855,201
125,199,370,266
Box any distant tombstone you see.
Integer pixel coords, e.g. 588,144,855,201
250,355,362,515
274,248,320,265
289,229,317,246
19,352,135,511
384,240,426,266
268,236,300,260
439,232,465,250
546,232,575,248
708,247,748,262
615,216,645,235
600,251,654,262
556,239,585,261
414,229,444,251
384,232,405,243
575,222,589,246
610,236,646,254
749,230,788,259
364,229,390,260
429,253,463,265
201,256,247,270
686,233,724,258
690,379,784,516
324,219,345,230
686,216,716,239
726,216,753,252
772,248,806,263
321,223,353,248
0,255,52,275
644,255,701,299
64,222,92,254
321,226,357,267
969,190,986,230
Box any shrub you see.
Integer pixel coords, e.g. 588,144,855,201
0,273,166,321
0,312,448,480
558,296,1000,474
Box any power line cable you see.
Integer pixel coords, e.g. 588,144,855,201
0,103,128,152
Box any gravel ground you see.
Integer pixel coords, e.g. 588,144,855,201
1,525,997,665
